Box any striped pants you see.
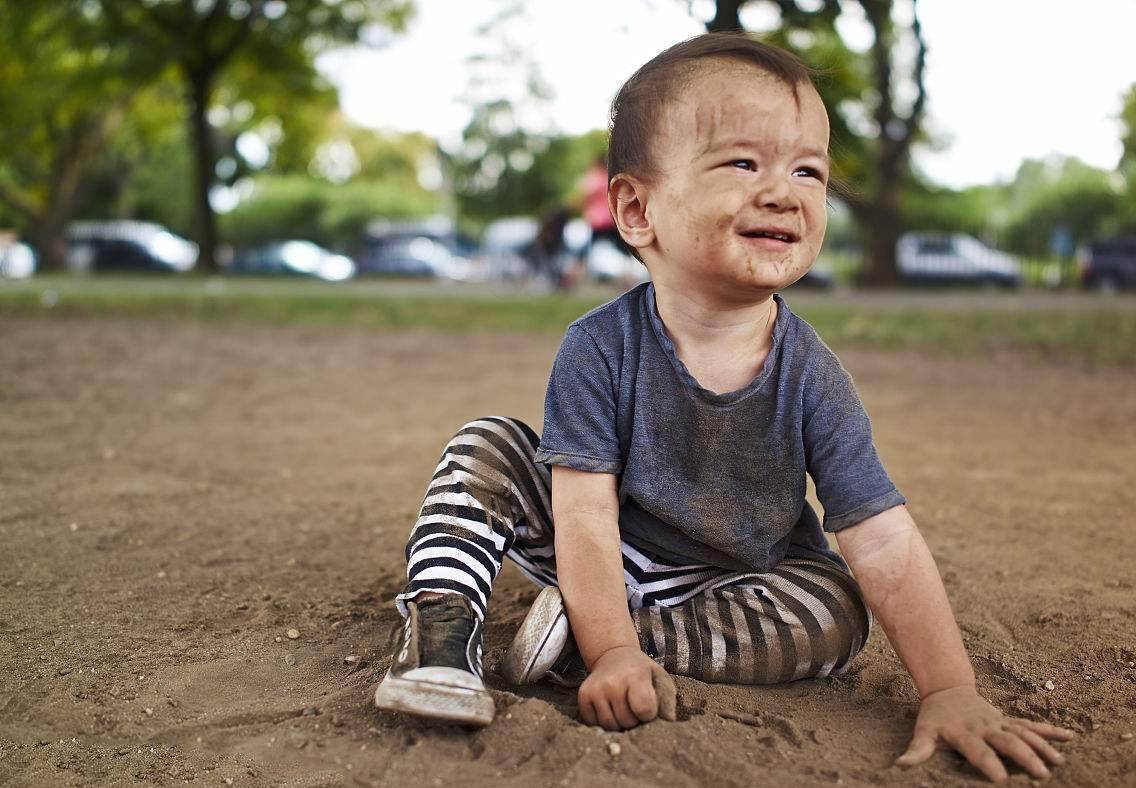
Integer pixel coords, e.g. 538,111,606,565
393,417,872,685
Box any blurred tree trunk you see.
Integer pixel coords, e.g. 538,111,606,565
187,66,223,274
709,0,927,286
707,0,743,31
854,0,925,286
175,8,255,275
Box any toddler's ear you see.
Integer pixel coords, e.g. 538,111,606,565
608,174,655,252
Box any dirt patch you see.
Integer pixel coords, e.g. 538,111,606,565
1,314,1134,787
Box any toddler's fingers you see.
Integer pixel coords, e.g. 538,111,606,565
592,697,622,732
578,693,598,727
944,731,1009,784
894,733,936,767
1017,719,1075,741
609,688,640,730
1006,724,1066,766
651,667,677,722
627,676,658,722
985,731,1050,780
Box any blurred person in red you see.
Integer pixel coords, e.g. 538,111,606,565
583,153,621,253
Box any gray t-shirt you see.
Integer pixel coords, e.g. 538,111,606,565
533,281,906,573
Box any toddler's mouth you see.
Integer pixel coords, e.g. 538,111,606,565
739,227,799,244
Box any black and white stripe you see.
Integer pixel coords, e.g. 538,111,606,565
394,417,871,685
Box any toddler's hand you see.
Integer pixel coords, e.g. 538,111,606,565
577,645,677,731
895,685,1075,782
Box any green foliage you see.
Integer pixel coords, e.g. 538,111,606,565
1120,83,1136,169
73,77,195,234
91,0,416,268
219,173,441,251
1118,84,1136,232
0,0,151,236
901,181,1001,239
447,105,608,229
1000,157,1128,257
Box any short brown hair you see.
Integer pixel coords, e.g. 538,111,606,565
608,32,816,186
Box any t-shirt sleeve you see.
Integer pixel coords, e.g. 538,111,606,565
534,325,624,474
803,351,906,531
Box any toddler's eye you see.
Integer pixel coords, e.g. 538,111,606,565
728,160,756,171
793,166,826,181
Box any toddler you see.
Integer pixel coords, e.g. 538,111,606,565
374,33,1072,783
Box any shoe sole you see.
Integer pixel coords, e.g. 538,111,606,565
374,671,495,727
500,586,569,685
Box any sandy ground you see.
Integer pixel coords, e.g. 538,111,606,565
1,313,1134,788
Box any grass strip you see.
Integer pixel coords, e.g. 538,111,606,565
2,276,1133,366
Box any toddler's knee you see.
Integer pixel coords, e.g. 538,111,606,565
445,418,541,463
451,416,536,440
817,604,870,678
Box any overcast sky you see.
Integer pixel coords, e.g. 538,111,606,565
316,0,1135,189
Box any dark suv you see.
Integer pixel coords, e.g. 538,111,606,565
1078,236,1136,291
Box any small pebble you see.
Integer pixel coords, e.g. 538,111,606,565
286,629,300,640
1121,732,1134,742
344,655,360,665
302,706,319,717
69,523,79,532
236,603,248,611
285,654,296,666
274,636,282,643
144,707,153,716
1043,680,1055,691
53,639,62,647
607,741,622,757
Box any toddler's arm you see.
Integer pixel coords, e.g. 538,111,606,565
551,465,676,730
836,504,1073,783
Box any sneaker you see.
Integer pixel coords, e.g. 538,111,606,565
500,586,587,688
373,593,496,727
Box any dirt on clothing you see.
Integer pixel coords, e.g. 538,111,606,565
1,314,1134,788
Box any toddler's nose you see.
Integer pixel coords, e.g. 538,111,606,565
751,173,795,211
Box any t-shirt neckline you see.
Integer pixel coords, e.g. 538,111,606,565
644,281,789,406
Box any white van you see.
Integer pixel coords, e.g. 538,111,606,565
897,233,1021,287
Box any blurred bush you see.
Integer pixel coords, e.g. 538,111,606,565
219,174,440,252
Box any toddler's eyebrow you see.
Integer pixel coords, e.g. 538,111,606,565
699,138,830,163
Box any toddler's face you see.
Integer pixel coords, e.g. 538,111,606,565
642,62,830,296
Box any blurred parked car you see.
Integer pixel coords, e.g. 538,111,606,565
0,233,36,279
480,217,538,280
480,215,590,283
357,216,476,280
786,265,834,289
66,221,197,273
227,241,355,282
1077,236,1136,291
897,233,1021,288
